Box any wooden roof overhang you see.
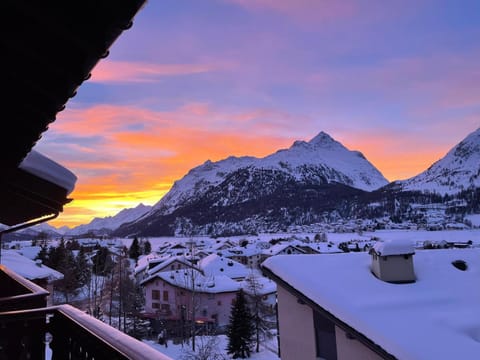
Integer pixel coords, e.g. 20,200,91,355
0,0,146,227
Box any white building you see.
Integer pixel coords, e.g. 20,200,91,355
263,248,480,360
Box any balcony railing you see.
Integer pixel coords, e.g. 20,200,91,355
0,265,172,360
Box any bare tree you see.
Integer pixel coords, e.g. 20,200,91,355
180,336,228,360
244,272,274,353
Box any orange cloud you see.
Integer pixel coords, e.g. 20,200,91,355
45,101,467,228
90,60,220,83
45,103,295,228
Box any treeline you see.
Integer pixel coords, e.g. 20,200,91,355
36,237,152,338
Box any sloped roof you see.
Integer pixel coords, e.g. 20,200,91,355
263,249,480,360
1,250,63,282
0,0,146,226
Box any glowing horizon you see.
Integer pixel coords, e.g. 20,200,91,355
36,1,480,228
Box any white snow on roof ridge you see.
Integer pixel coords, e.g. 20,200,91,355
19,150,77,194
373,238,415,256
1,250,63,281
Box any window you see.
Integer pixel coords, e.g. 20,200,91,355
217,300,222,306
161,303,170,312
314,311,337,360
152,302,160,309
152,289,160,300
163,290,169,301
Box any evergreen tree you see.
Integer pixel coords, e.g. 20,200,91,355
75,246,91,288
35,245,48,264
227,290,254,358
143,239,152,255
56,247,78,302
92,247,114,276
128,237,141,261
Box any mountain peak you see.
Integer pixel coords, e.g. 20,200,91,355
307,131,346,151
309,131,335,144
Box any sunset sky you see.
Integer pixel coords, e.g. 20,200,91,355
35,0,480,228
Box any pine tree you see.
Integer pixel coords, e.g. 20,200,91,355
56,247,78,302
36,245,48,264
128,237,141,261
92,247,114,276
227,290,254,358
143,239,152,254
75,246,91,288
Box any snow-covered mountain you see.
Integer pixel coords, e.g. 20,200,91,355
394,128,480,195
66,203,152,236
151,131,388,216
114,131,389,236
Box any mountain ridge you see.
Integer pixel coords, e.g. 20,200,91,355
38,127,480,237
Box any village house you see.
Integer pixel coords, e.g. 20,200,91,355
141,268,241,329
224,246,264,269
262,247,480,360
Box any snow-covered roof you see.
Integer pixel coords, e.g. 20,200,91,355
262,243,304,256
19,150,77,194
226,245,261,257
198,254,249,280
372,238,415,256
142,269,241,294
147,256,193,276
240,273,277,296
134,254,163,274
1,250,63,282
263,249,480,360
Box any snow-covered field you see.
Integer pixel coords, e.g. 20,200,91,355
143,335,279,360
120,228,480,250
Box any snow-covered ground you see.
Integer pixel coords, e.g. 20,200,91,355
120,228,480,251
143,334,279,360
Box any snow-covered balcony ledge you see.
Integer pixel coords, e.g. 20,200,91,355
0,266,171,360
0,304,172,360
0,264,48,311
